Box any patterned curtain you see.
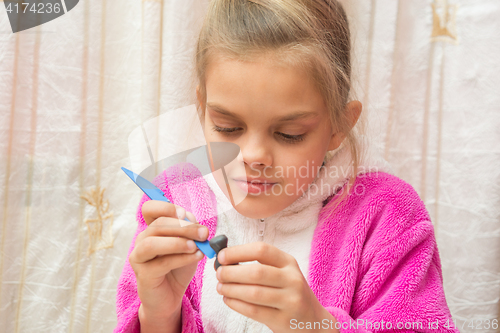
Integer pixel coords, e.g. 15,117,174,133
0,0,498,332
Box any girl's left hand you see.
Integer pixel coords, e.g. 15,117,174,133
215,241,339,333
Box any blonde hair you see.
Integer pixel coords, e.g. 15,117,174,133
194,0,364,217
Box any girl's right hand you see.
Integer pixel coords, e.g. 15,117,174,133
129,200,208,325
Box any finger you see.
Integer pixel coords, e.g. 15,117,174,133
142,200,179,226
218,282,286,309
174,206,186,220
222,295,281,327
138,250,204,279
135,216,178,244
143,217,209,242
218,242,291,268
132,235,198,263
216,263,284,288
179,210,198,227
186,210,197,223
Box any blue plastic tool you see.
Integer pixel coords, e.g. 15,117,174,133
121,167,216,259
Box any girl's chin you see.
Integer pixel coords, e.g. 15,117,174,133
232,195,285,219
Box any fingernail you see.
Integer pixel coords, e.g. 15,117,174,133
216,267,222,279
195,250,203,259
176,207,185,219
217,282,222,293
187,240,195,251
198,227,207,239
218,249,225,263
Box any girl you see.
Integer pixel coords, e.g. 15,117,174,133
115,0,459,332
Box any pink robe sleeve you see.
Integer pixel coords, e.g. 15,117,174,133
114,163,217,333
113,192,149,333
325,219,459,333
312,173,460,333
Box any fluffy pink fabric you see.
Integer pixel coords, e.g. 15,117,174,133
114,163,459,333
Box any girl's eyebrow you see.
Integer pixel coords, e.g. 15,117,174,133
206,103,318,122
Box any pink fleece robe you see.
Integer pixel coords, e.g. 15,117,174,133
114,163,459,333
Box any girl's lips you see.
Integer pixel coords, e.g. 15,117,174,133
233,177,277,184
233,179,277,194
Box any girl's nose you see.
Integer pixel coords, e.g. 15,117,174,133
239,136,272,170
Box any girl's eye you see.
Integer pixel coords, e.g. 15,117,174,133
211,125,305,144
212,125,240,133
278,132,305,143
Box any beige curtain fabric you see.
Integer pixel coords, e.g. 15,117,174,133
0,0,498,332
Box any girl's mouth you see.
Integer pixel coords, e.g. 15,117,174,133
232,179,277,194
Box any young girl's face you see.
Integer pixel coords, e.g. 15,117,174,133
198,54,344,219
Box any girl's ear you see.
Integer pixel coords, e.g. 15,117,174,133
347,100,362,128
196,86,204,109
326,100,362,151
327,132,346,151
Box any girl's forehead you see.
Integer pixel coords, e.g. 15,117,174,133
206,50,310,74
204,56,324,109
